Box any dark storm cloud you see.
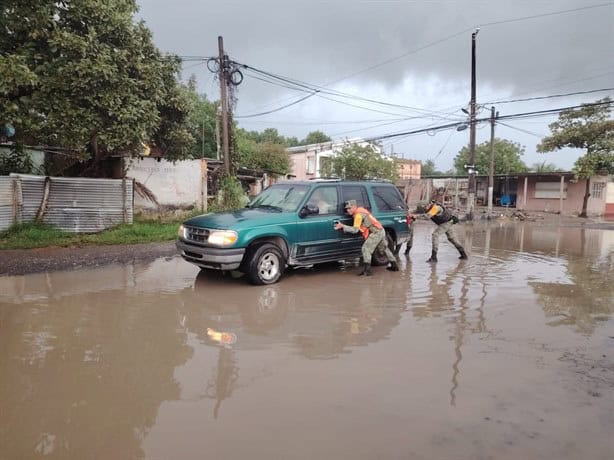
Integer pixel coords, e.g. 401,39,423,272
138,0,613,94
137,0,613,169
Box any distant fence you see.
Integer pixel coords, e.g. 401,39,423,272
0,174,133,232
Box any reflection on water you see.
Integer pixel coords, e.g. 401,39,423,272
0,222,613,459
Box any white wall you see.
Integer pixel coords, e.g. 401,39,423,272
126,157,206,210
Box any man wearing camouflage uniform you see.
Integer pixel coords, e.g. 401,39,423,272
425,200,468,262
334,200,399,276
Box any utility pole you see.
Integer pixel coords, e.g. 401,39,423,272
466,28,479,219
218,36,230,175
487,106,497,213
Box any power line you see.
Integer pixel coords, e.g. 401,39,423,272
479,2,613,28
237,63,463,120
235,92,318,118
366,100,613,142
483,87,614,105
497,121,545,138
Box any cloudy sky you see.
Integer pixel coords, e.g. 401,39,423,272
138,0,614,171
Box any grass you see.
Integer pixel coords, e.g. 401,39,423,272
0,215,192,250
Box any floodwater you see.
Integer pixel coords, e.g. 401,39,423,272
1,223,613,460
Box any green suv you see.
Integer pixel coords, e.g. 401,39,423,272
176,180,410,284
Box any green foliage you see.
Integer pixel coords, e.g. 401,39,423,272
421,159,444,176
233,127,330,148
573,151,614,178
184,79,218,159
0,0,193,164
537,98,614,178
531,161,562,173
453,138,529,175
218,175,247,210
0,143,33,175
301,130,331,145
235,127,293,146
235,134,290,175
320,144,398,181
0,217,181,250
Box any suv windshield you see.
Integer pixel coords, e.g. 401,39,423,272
248,184,310,212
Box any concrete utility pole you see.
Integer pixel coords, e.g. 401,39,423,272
487,106,497,212
466,28,479,219
218,36,230,175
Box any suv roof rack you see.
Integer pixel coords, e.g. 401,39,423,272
308,177,342,182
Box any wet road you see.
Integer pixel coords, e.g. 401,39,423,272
1,222,613,459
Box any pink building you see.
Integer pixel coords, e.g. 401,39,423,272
398,159,421,180
516,173,612,217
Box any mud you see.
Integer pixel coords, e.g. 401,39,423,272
1,222,613,459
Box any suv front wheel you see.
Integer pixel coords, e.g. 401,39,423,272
247,243,286,285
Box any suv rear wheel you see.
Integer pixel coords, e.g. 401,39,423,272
247,243,286,285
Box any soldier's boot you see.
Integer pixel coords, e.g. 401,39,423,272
358,263,372,276
455,245,468,260
426,250,438,263
386,260,399,271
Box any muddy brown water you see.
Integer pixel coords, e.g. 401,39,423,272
1,223,613,459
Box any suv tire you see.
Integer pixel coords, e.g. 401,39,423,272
372,232,396,266
247,243,286,285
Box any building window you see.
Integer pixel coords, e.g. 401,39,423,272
592,182,605,199
306,156,316,174
535,181,567,199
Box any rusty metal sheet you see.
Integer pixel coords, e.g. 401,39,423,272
6,175,133,233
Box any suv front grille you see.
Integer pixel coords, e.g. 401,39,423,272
185,226,210,244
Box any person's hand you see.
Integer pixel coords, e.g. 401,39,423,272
334,222,344,230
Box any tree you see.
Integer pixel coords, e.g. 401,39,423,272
184,78,218,159
320,144,397,181
453,138,528,175
421,159,443,176
531,161,562,173
537,98,614,217
234,135,290,176
0,0,193,174
301,130,331,145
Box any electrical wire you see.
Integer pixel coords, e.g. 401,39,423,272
497,121,545,138
483,87,614,105
366,100,613,142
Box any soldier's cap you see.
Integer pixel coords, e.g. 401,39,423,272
344,199,357,209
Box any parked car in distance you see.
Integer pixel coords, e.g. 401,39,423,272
176,180,410,285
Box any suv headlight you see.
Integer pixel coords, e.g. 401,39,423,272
178,224,186,238
208,230,238,246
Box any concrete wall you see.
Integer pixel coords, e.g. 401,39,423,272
126,157,206,210
517,176,607,216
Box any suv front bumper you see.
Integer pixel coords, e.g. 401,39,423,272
176,240,245,270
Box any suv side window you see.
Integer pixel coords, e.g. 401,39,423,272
372,185,406,211
341,185,371,209
306,186,339,215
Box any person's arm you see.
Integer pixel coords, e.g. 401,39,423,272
339,213,362,234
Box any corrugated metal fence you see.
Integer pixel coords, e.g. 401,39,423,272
0,174,133,232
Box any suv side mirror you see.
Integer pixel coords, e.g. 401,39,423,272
299,204,319,218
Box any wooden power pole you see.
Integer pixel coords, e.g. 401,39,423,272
218,36,230,175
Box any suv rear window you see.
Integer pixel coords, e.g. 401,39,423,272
341,185,371,209
372,186,405,211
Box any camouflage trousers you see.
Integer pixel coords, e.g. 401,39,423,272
432,220,463,252
363,229,396,264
